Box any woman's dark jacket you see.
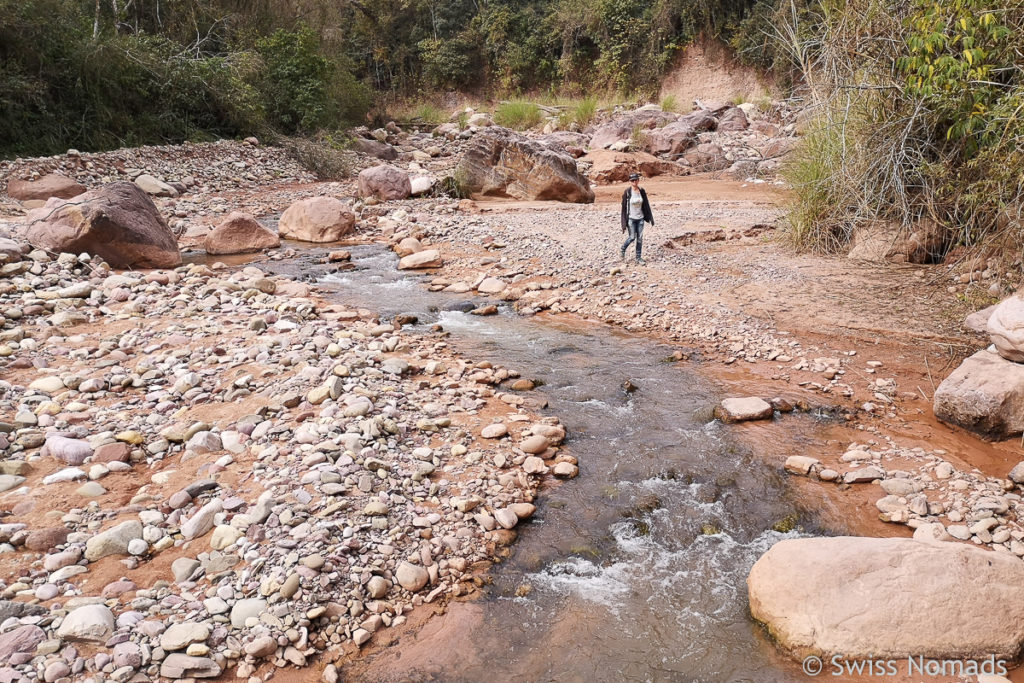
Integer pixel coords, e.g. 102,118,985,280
620,187,654,231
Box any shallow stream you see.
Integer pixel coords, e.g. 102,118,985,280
252,243,823,682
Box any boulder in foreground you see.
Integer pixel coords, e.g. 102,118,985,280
204,212,280,255
278,197,355,243
7,173,86,202
934,348,1024,439
748,536,1024,660
456,127,594,203
21,182,181,268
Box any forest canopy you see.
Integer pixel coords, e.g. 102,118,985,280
0,0,795,156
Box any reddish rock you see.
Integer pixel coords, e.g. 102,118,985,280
93,442,131,463
21,182,181,269
456,127,594,203
204,212,280,255
0,625,45,664
7,174,86,202
278,197,355,243
357,164,412,201
101,579,137,598
24,528,70,552
717,106,749,132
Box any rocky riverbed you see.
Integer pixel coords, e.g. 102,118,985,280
2,112,1022,680
0,237,576,680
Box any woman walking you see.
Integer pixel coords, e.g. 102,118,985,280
620,173,654,264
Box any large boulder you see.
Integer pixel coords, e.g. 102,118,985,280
7,174,86,202
683,143,730,172
456,127,594,203
748,536,1024,660
278,197,355,243
934,348,1024,439
204,212,280,255
643,111,717,158
349,137,399,161
20,182,181,268
589,109,679,150
357,164,412,201
717,106,749,132
582,150,685,185
986,296,1024,362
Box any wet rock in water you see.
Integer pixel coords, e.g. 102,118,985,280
933,349,1024,439
398,249,442,270
783,456,819,476
456,127,594,203
715,397,773,423
56,604,114,642
358,164,412,201
987,296,1024,362
20,181,181,268
204,211,280,255
278,197,355,243
748,536,1024,660
7,174,86,201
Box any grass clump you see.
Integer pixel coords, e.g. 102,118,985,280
660,94,678,112
494,100,543,130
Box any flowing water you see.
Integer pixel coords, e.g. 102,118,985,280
251,243,826,682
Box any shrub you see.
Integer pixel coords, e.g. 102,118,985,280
494,100,543,130
279,133,353,180
660,94,678,112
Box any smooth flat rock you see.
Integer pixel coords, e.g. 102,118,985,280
715,397,773,423
56,604,114,642
0,625,45,663
7,174,86,202
398,249,441,270
160,653,221,678
934,349,1024,439
230,598,267,628
748,536,1024,660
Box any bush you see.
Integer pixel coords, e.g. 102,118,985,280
494,100,543,130
782,0,1024,257
660,94,678,112
279,132,353,180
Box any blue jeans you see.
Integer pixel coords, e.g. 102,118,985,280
622,218,644,257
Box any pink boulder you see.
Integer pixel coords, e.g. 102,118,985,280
7,174,86,202
357,164,412,201
278,197,355,243
204,212,280,255
21,182,181,268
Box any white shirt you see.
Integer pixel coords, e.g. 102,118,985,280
628,187,644,220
